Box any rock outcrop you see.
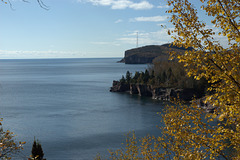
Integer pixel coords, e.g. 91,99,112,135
110,80,203,102
136,84,153,97
110,81,130,92
130,84,138,94
119,43,193,64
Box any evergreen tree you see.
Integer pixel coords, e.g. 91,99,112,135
143,69,150,83
31,138,44,160
119,75,126,84
31,140,37,158
133,72,140,83
125,71,131,84
137,72,144,84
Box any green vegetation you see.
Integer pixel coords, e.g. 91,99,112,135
120,59,208,95
30,138,45,160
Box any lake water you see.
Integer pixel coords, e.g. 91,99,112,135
0,58,167,160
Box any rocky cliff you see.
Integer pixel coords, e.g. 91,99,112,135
110,81,203,102
119,43,192,64
109,80,216,113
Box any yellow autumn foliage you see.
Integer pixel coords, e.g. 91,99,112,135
99,0,240,159
0,118,24,159
167,0,240,158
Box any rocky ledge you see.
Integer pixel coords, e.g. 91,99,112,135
110,80,217,113
110,80,203,102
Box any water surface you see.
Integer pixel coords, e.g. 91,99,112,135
0,58,166,160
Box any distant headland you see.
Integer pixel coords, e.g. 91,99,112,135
112,43,209,104
118,43,193,64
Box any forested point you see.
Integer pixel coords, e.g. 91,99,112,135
120,61,208,91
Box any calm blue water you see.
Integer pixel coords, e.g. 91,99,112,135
0,58,166,160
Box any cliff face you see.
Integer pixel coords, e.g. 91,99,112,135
110,81,203,102
120,44,192,64
125,55,156,64
110,81,214,113
109,81,129,92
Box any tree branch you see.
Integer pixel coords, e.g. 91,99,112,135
217,0,240,36
36,0,49,10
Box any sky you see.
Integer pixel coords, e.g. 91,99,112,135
0,0,226,59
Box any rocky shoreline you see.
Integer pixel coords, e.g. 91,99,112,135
110,80,202,101
110,80,216,113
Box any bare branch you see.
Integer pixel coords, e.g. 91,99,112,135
22,0,30,3
5,0,49,10
36,0,49,10
7,0,14,10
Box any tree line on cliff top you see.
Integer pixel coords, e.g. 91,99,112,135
119,60,208,95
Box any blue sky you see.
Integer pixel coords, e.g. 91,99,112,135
0,0,226,59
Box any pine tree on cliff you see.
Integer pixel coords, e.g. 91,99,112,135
143,69,150,83
132,72,140,83
138,72,145,84
126,71,131,84
120,75,126,84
